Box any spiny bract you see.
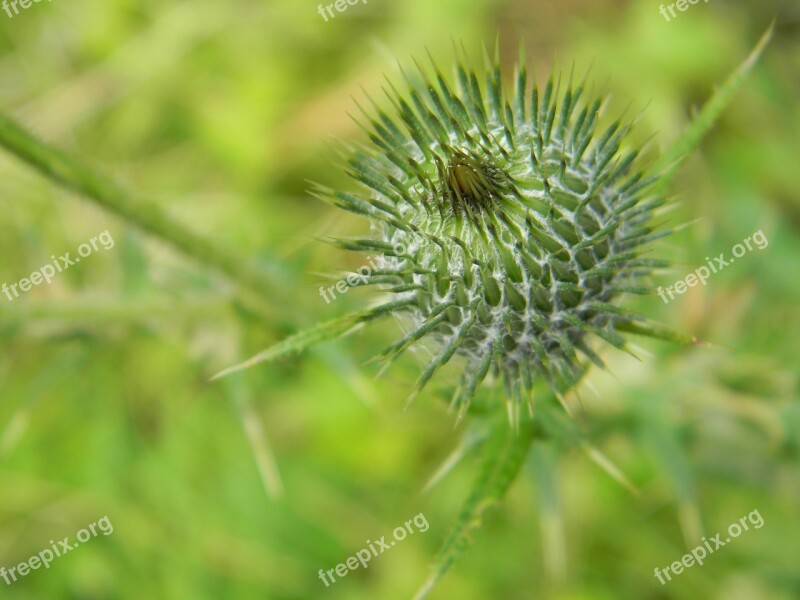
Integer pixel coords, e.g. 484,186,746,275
315,49,672,423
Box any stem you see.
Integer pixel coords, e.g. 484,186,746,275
0,112,279,303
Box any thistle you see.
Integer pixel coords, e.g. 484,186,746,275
211,32,773,409
208,33,770,598
311,47,684,423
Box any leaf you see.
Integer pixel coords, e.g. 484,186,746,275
413,416,536,600
655,22,774,189
209,300,410,380
421,422,489,494
210,313,365,381
615,318,703,346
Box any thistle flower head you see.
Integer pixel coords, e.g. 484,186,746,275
315,49,677,423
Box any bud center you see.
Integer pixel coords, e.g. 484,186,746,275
443,149,510,216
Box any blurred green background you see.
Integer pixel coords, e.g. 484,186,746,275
0,0,798,598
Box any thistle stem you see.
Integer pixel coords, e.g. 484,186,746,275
0,112,278,303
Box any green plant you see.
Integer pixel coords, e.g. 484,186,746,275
0,25,772,600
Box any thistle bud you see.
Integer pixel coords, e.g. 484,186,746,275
315,50,676,424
